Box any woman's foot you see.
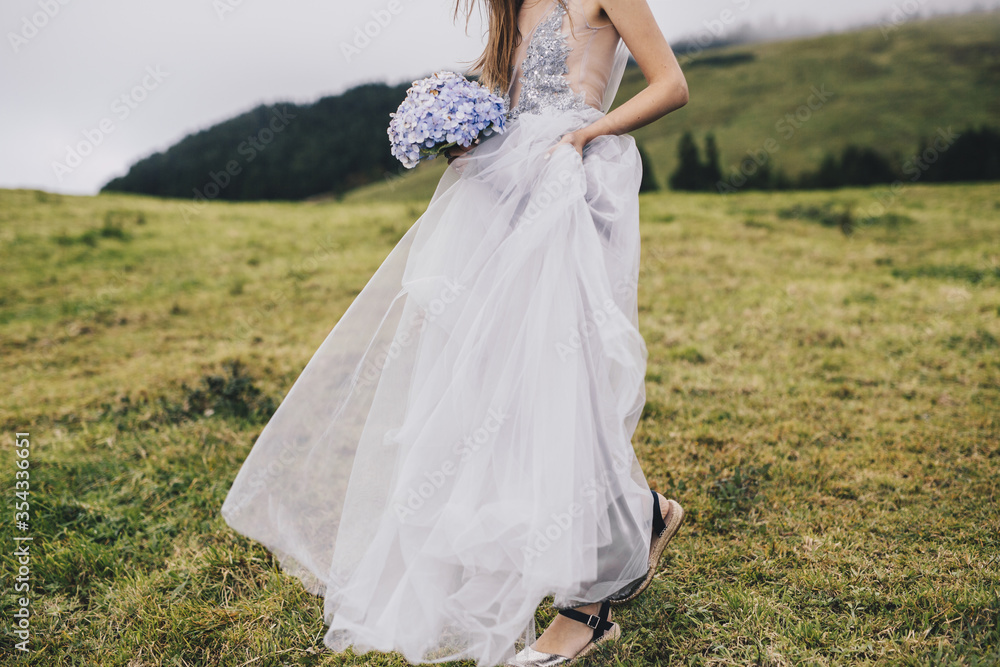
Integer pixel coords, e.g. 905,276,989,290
506,601,619,666
531,602,604,658
510,495,670,660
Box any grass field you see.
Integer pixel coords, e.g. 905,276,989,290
1,181,998,666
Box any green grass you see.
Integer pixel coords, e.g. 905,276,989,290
344,10,1000,203
1,182,998,665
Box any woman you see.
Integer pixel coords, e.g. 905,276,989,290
221,0,689,665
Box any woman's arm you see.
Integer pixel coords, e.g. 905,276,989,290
557,0,688,154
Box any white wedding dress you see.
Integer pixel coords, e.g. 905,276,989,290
221,0,657,664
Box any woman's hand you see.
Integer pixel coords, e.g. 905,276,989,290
444,138,480,165
544,130,590,160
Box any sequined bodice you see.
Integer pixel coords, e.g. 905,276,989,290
496,0,624,122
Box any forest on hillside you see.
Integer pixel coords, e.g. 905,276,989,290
102,83,411,202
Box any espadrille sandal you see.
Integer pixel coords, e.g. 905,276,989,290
504,600,620,666
610,489,684,605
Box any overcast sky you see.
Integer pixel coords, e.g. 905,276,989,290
1,0,994,195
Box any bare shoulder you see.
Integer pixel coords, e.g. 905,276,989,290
592,0,658,23
589,0,686,90
577,0,614,29
590,0,666,42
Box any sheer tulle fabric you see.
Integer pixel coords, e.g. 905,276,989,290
221,3,654,665
221,108,654,665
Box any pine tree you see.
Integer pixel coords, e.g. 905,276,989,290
701,133,723,187
669,131,704,191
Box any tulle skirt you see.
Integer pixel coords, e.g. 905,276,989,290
220,104,655,667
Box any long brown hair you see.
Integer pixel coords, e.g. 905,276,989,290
454,0,569,94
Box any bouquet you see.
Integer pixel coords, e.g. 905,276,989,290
388,71,507,169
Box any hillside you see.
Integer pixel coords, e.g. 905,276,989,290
101,83,411,201
346,9,1000,202
102,10,1000,203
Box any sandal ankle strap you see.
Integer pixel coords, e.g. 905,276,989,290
651,489,667,537
557,600,614,643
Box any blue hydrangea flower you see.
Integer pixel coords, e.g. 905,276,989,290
388,71,508,169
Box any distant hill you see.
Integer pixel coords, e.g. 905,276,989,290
101,82,411,201
625,8,1000,190
346,9,1000,202
104,9,1000,203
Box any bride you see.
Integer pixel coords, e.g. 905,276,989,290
221,0,690,665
